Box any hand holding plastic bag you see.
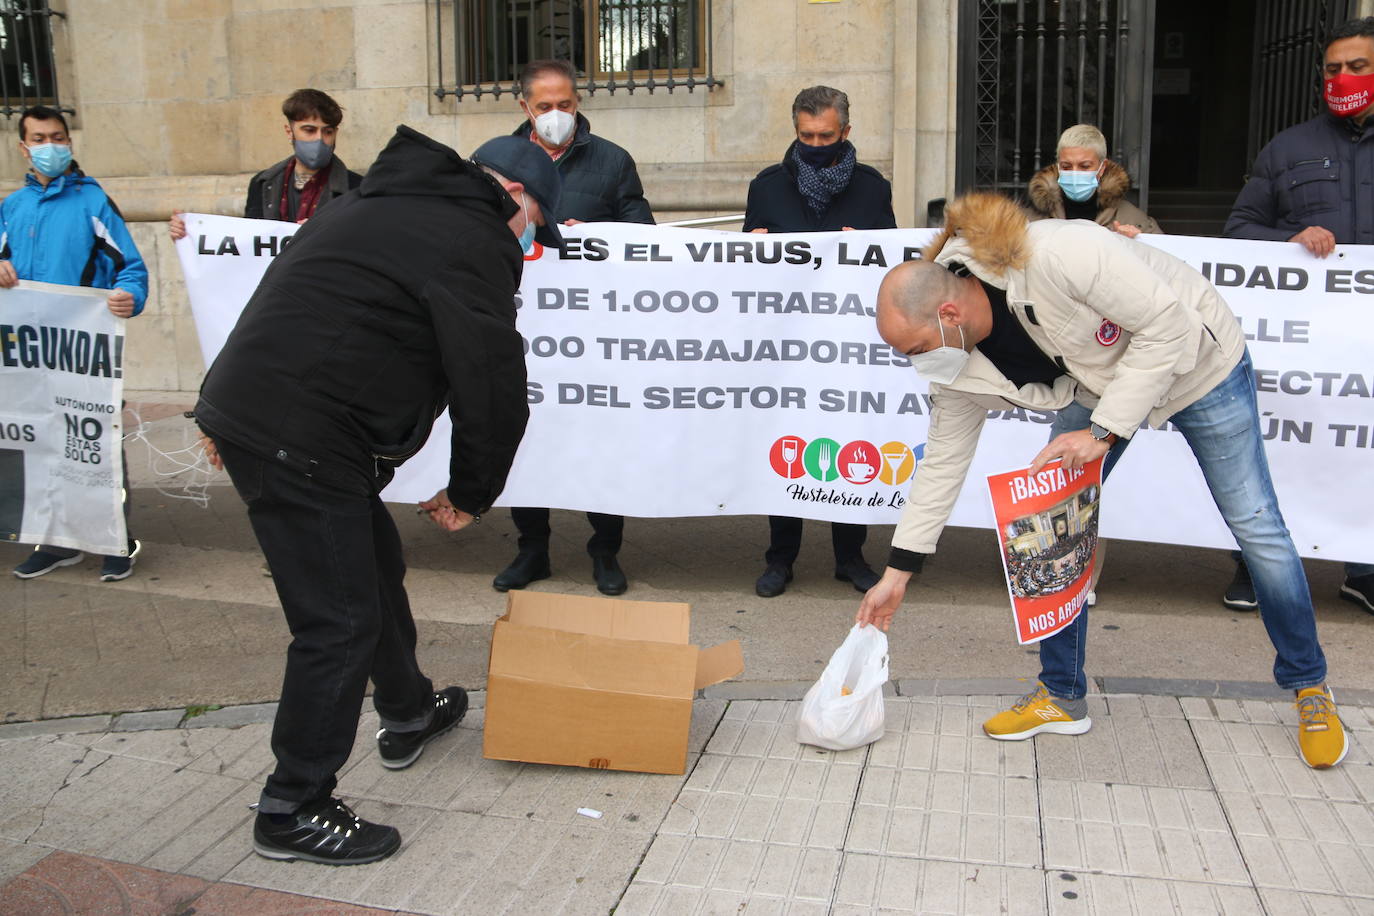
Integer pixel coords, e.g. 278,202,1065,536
796,624,889,750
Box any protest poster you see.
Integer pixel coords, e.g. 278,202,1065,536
987,459,1103,645
0,281,128,555
176,214,1374,562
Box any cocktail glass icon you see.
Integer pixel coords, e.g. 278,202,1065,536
781,439,799,478
883,449,908,479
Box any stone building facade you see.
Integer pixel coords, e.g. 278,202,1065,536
0,0,956,392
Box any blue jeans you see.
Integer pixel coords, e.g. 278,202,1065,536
1038,351,1327,698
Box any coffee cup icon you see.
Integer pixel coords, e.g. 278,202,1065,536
847,462,875,481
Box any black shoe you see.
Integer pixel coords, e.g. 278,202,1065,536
1222,559,1258,611
99,539,141,582
593,554,628,595
252,797,400,865
755,563,793,598
835,557,880,592
1340,574,1374,615
493,550,551,592
376,686,468,770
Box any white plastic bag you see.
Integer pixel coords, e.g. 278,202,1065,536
796,624,889,750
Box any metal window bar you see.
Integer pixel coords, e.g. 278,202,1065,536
957,0,1144,198
1247,0,1351,169
0,0,68,119
436,0,719,101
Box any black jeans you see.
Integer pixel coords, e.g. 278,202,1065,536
215,437,435,814
764,516,867,567
510,506,624,556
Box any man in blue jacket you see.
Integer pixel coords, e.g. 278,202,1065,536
1224,16,1374,617
1,105,149,582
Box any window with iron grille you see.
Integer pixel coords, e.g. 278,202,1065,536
1,1,67,118
435,0,720,101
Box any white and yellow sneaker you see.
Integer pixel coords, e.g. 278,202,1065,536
983,683,1092,741
1296,686,1348,769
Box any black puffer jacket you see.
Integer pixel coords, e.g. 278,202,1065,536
742,142,896,232
244,154,363,221
1226,112,1374,244
197,126,529,513
509,115,653,223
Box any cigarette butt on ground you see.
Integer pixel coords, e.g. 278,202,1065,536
576,807,603,819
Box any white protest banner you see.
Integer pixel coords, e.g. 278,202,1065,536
176,214,1374,562
0,281,127,555
174,213,299,369
987,459,1103,645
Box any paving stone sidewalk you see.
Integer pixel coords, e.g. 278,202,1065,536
2,691,1372,915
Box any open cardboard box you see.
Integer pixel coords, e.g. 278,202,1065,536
483,591,745,774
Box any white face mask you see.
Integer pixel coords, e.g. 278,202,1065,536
910,320,969,385
532,109,575,147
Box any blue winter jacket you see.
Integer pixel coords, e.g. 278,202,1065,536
0,170,149,314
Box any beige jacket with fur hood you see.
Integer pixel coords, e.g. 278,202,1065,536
1026,160,1161,234
891,193,1244,555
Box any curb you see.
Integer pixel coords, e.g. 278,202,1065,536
4,676,1372,740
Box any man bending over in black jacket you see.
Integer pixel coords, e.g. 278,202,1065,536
196,132,561,866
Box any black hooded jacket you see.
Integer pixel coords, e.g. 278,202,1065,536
196,126,530,514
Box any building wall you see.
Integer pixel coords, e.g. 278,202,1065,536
0,0,959,392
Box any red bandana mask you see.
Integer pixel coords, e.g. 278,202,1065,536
1325,72,1374,117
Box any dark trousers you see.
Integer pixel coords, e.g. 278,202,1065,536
764,516,867,568
511,506,624,556
216,437,434,814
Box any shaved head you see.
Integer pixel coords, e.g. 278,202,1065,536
875,259,994,358
878,260,961,324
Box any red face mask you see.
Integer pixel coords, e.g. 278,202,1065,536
1325,71,1374,117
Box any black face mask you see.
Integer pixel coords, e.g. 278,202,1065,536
796,138,844,169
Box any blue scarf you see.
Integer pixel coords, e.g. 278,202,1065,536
792,141,857,216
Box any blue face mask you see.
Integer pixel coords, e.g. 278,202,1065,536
518,194,537,255
1057,168,1100,203
28,142,73,178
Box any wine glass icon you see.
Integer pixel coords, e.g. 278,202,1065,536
781,438,799,478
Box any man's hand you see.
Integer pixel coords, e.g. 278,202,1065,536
1110,220,1141,239
1289,225,1336,258
1029,429,1112,474
169,210,187,241
750,227,768,234
855,567,913,632
563,218,583,226
107,289,135,318
198,434,223,470
418,489,475,532
0,260,17,288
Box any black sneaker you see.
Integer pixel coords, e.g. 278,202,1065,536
376,686,468,770
14,549,84,579
1340,574,1374,615
252,797,400,865
99,539,141,582
1222,559,1258,611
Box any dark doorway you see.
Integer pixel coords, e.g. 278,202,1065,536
1147,0,1350,235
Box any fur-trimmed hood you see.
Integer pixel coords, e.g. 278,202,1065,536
921,191,1030,281
1026,159,1133,216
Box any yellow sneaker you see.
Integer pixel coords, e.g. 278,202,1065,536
983,684,1092,741
1296,686,1348,769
